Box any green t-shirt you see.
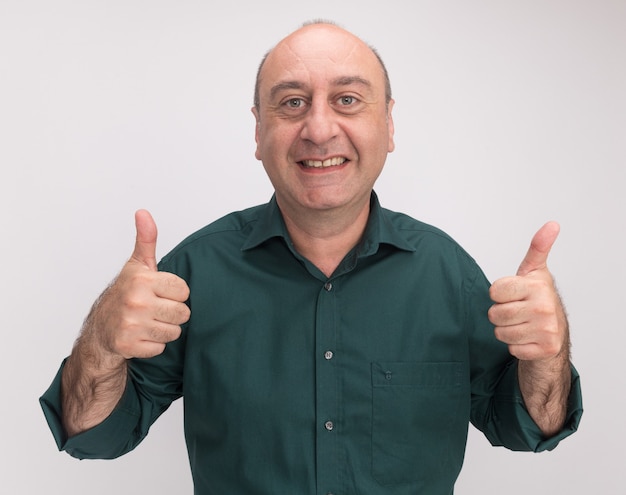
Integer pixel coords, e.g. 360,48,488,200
41,193,582,494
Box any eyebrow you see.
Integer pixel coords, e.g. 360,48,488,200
269,81,305,101
269,76,373,101
333,76,372,89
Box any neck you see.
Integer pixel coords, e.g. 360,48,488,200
278,197,371,278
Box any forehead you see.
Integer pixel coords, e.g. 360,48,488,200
260,25,385,96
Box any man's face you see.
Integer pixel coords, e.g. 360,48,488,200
252,24,395,216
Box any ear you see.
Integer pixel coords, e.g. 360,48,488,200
251,106,262,160
386,99,395,153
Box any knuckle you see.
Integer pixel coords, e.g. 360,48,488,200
509,327,523,344
177,304,191,323
148,323,182,344
487,304,499,323
181,284,191,301
160,302,190,325
147,325,166,342
534,301,553,317
157,273,190,301
125,270,154,291
489,280,509,302
175,279,191,300
122,294,145,312
498,304,512,319
488,284,498,300
169,325,183,341
530,278,554,298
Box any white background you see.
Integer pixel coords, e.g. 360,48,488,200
1,0,624,493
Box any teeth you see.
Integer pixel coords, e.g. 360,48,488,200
302,157,346,168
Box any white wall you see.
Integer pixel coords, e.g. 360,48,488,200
1,0,624,493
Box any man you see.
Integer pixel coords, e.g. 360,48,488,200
41,21,582,494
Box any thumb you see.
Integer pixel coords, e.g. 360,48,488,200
131,209,158,271
517,221,560,276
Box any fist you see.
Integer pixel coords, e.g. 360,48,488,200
93,210,191,359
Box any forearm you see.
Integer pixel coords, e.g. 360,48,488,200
518,346,571,437
61,333,128,437
61,293,128,437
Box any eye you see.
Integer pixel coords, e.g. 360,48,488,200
338,95,356,106
285,98,304,108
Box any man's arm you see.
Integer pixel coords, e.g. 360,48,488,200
489,222,573,436
61,210,190,437
517,346,571,436
61,303,128,436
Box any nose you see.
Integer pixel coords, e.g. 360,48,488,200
299,99,340,145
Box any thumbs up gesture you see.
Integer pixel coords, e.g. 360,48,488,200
91,210,191,360
488,222,573,435
488,222,569,362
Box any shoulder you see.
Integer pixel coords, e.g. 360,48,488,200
383,208,470,255
160,203,266,263
384,208,453,238
379,207,488,282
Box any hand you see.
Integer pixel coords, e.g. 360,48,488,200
90,210,191,360
488,222,568,362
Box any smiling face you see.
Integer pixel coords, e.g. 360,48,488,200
252,23,395,219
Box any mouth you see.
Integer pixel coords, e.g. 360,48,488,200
299,157,348,169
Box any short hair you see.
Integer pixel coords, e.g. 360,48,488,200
253,21,392,110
